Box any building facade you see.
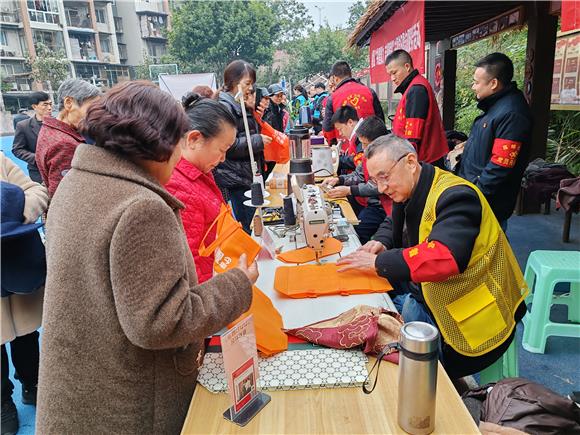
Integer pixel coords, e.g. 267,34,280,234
0,0,171,113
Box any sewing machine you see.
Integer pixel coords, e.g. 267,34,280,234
292,180,331,263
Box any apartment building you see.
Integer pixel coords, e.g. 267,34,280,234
0,0,171,113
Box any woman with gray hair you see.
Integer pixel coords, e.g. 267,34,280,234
35,78,101,197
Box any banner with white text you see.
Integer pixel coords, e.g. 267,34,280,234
369,0,425,84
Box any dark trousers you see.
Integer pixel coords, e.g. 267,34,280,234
355,205,386,244
347,197,386,244
228,187,255,234
1,331,39,403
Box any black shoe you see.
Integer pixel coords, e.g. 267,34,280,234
22,384,37,405
1,399,19,435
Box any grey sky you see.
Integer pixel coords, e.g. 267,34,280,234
301,1,353,29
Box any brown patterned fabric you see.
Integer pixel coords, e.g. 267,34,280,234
286,305,403,363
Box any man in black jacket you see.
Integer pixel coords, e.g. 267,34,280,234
12,92,52,183
457,53,532,230
337,135,527,379
263,84,285,132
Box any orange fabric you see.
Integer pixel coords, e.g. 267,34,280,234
277,237,343,264
200,205,288,356
228,286,288,357
255,116,290,164
274,263,392,298
199,204,261,273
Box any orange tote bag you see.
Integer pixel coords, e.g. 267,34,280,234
199,204,261,273
199,204,288,356
255,117,290,164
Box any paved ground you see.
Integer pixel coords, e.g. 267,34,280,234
2,136,578,434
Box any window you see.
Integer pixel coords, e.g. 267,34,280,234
0,31,7,46
27,0,59,24
95,9,106,24
33,29,63,52
100,36,111,53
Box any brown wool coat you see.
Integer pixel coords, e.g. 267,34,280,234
36,144,253,434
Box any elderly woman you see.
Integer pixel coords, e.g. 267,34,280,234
165,93,237,283
36,81,256,434
35,78,101,197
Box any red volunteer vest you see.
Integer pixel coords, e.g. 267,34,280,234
392,74,448,164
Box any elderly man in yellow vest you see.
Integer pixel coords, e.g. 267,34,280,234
337,134,527,379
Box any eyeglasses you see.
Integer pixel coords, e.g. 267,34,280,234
369,153,409,186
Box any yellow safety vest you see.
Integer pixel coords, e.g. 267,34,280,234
419,168,528,357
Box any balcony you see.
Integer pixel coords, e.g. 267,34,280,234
0,10,20,26
69,35,98,61
135,1,167,16
0,47,25,59
140,15,167,40
65,7,93,30
113,16,123,33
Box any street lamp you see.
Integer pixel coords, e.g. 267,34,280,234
313,5,322,29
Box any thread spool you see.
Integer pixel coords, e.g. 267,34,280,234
250,182,264,206
283,196,296,226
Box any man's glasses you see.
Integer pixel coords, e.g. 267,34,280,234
369,153,409,186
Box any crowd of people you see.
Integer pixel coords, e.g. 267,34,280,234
2,48,533,434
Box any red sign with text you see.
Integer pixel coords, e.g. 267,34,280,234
369,0,425,84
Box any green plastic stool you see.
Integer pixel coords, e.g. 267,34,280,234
522,250,580,354
479,339,518,385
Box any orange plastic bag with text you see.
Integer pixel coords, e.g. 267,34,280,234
256,117,290,164
274,263,392,298
199,204,261,273
199,205,288,356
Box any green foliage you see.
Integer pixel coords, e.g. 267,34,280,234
347,0,373,30
266,0,314,43
454,27,528,134
29,42,70,91
168,0,279,78
134,51,154,80
546,111,580,175
281,25,368,83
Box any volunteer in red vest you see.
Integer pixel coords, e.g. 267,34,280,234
322,115,391,243
165,92,237,283
337,134,527,379
386,49,448,167
322,61,384,144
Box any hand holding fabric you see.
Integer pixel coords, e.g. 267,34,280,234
236,253,259,284
336,250,377,273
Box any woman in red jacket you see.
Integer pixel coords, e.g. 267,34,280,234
165,92,237,283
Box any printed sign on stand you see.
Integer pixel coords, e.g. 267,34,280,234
221,315,270,426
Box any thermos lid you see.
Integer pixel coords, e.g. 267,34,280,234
289,126,308,136
400,322,439,355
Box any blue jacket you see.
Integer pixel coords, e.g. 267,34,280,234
458,83,532,222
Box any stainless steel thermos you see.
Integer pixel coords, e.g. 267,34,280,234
397,322,439,435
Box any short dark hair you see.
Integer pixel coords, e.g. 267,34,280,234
29,91,50,106
182,92,236,137
475,52,514,86
331,105,358,125
356,116,389,142
82,81,189,162
314,82,326,90
330,61,352,79
386,49,413,67
223,60,256,93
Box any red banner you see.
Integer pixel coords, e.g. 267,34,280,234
562,0,580,32
369,0,425,84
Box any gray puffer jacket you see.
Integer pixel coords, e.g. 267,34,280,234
214,91,264,189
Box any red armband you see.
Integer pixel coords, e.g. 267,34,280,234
402,117,426,140
403,240,459,283
491,138,522,168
